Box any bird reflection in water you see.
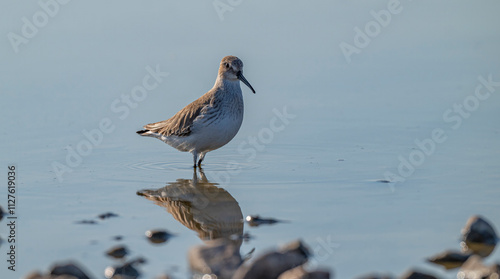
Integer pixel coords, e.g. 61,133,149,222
137,168,244,246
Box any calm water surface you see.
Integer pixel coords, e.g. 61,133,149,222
1,97,499,278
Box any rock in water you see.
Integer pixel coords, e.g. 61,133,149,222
461,215,498,257
145,229,173,244
399,269,438,279
354,273,393,279
245,215,284,227
232,240,310,279
458,255,500,279
106,245,128,259
104,258,146,279
278,265,331,279
426,250,471,269
98,212,119,219
0,205,5,221
23,271,45,279
49,262,91,279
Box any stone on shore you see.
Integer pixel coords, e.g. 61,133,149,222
461,215,498,257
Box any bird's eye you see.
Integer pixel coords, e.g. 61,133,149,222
224,63,230,69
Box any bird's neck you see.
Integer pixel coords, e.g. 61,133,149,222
213,76,242,94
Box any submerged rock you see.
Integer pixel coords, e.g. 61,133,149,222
112,235,124,241
75,220,97,225
105,264,139,279
145,229,173,244
376,179,391,183
245,215,285,227
461,215,498,257
23,261,92,279
188,238,242,279
232,240,310,279
104,257,146,279
457,255,500,279
106,245,129,259
49,262,91,279
23,271,45,279
277,265,331,279
98,212,119,220
399,269,438,279
0,205,5,221
354,273,393,279
426,250,471,269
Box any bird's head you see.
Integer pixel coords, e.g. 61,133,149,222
218,56,256,94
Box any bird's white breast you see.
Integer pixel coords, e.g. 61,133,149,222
192,83,244,152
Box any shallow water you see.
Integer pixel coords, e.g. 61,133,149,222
1,106,500,278
1,1,500,279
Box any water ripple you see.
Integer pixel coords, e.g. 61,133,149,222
126,160,261,172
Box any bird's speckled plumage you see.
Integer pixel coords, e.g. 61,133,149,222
137,56,255,167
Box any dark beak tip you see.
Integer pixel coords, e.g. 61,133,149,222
238,73,256,94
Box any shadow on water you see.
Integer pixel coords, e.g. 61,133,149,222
136,168,244,246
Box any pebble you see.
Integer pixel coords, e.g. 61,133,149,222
426,250,471,269
245,215,284,227
104,257,146,279
354,273,393,279
50,262,91,279
112,235,124,241
232,239,311,279
457,255,500,279
0,205,5,221
399,269,438,279
98,212,119,220
461,215,498,257
106,245,129,259
278,266,330,279
75,220,97,225
24,262,91,279
145,229,173,244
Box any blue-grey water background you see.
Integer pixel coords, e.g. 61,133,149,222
1,1,500,278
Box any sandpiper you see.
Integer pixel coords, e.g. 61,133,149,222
137,55,256,168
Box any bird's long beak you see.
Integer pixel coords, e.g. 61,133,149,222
237,71,256,94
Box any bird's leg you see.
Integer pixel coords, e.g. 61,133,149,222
197,152,206,167
192,151,198,168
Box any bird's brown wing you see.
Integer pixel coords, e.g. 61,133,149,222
143,92,214,137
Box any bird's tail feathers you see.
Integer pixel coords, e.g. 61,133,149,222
136,130,151,136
